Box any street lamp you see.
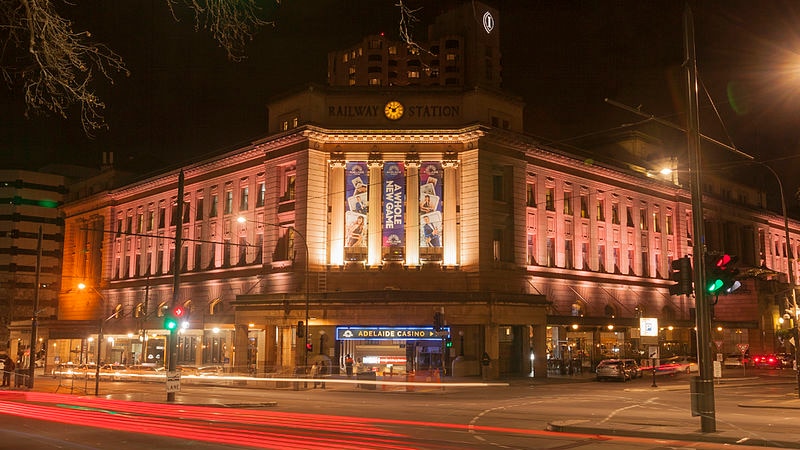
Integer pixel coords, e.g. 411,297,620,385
77,282,107,396
752,162,799,398
237,216,310,371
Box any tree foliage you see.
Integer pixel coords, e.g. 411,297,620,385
0,0,274,136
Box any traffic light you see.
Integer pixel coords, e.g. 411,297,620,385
296,321,305,337
445,337,453,348
706,253,741,296
305,342,313,352
164,305,186,331
669,256,693,296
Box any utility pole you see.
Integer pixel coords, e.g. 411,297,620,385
28,226,42,388
167,170,184,402
684,5,716,433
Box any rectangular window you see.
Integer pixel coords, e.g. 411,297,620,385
170,202,178,226
136,213,144,233
240,186,249,211
665,214,673,235
611,203,620,225
639,209,648,230
563,191,573,215
596,199,605,221
493,229,503,261
283,173,296,201
147,210,154,232
158,207,166,229
565,239,573,269
527,234,536,265
580,195,589,219
126,216,132,234
547,237,556,267
626,206,634,227
581,243,589,270
598,244,606,272
224,191,233,214
195,199,204,221
210,195,218,218
492,175,504,201
545,187,555,211
653,211,661,233
526,183,536,207
256,182,266,207
182,201,190,224
194,243,202,271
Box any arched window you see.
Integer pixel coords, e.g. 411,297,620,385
157,302,168,317
113,304,123,320
209,298,222,316
134,303,145,318
571,302,585,317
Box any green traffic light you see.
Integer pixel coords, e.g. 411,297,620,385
707,279,723,294
164,317,178,330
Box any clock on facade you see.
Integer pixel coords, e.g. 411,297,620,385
384,101,404,120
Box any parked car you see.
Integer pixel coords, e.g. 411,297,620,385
126,364,165,380
177,365,223,376
776,353,795,369
100,364,127,381
723,354,749,368
751,354,782,369
596,359,638,381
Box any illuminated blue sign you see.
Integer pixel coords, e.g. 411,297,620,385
336,326,449,341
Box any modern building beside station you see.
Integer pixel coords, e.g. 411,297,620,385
35,1,800,379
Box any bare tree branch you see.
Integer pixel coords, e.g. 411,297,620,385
0,0,277,136
166,0,275,62
2,0,129,137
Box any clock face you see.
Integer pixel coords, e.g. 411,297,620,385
384,101,404,120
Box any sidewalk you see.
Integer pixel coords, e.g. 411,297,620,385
546,375,800,448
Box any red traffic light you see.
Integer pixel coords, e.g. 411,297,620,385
305,342,313,352
714,254,731,269
172,305,186,317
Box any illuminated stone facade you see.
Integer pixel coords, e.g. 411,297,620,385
47,2,800,378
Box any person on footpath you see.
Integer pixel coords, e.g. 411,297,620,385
1,356,13,387
345,354,354,377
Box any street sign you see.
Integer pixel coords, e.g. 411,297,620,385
713,361,722,378
737,343,749,354
648,345,660,359
714,340,723,351
166,371,181,393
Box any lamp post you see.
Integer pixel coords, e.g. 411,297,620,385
28,226,42,388
753,162,799,397
77,282,106,396
237,216,310,371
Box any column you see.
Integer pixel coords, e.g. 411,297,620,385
532,324,548,378
442,159,459,266
233,323,250,374
368,159,383,266
329,156,346,265
406,156,420,266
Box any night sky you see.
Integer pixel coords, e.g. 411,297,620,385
2,0,799,201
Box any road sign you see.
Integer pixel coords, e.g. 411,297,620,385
648,345,660,359
166,371,181,393
714,340,723,351
737,343,749,354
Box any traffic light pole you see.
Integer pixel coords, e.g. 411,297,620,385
684,6,715,433
167,170,185,403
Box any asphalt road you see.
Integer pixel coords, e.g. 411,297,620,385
0,369,797,449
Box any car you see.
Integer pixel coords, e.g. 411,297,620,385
723,354,749,368
126,364,165,380
777,353,795,369
658,356,698,374
100,364,127,381
177,365,223,376
596,359,638,381
751,354,781,369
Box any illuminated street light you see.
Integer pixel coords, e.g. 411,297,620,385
238,216,310,372
77,283,108,396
